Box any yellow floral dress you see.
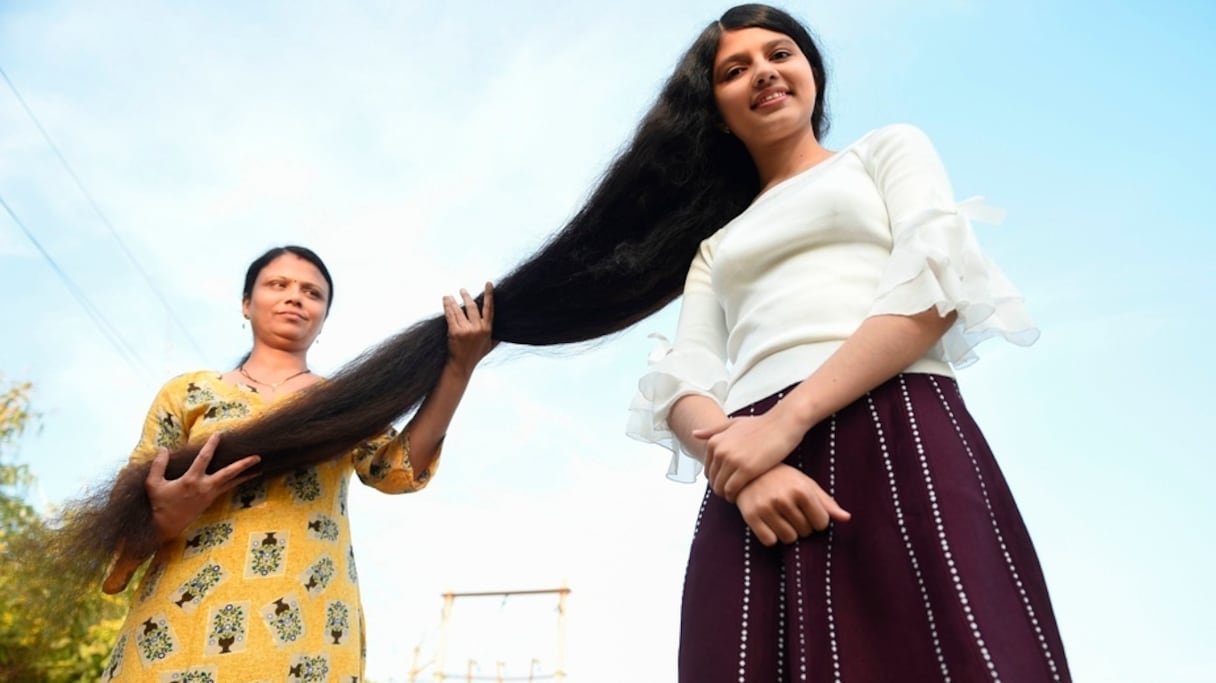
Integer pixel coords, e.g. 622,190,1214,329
101,371,435,683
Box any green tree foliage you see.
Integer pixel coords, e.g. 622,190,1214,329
0,377,131,681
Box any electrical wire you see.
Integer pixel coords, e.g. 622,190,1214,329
0,63,212,366
0,192,151,377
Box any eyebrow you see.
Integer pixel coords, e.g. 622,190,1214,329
716,38,797,72
262,273,326,292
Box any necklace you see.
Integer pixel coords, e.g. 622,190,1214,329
239,364,311,390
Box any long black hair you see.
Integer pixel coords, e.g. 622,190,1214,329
51,3,830,587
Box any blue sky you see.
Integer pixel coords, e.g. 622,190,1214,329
1,1,1213,681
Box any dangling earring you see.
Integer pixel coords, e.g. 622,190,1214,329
242,320,247,330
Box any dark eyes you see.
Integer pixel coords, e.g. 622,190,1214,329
266,279,323,299
720,48,795,82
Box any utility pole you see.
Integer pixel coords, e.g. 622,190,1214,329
427,585,571,682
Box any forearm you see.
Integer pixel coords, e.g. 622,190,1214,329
403,360,474,472
772,309,957,433
668,394,730,462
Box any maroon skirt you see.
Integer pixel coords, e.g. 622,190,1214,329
678,373,1071,682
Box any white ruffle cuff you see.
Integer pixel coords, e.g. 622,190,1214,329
625,333,728,483
868,197,1040,367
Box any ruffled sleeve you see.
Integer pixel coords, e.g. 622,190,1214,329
864,124,1039,367
626,235,730,482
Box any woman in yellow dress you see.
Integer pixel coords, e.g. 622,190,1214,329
100,245,494,683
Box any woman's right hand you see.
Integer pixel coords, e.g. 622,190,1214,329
146,433,261,544
735,464,851,546
103,434,260,594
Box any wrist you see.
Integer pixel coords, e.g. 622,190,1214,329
442,357,476,381
772,394,812,430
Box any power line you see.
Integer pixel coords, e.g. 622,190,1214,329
0,63,212,366
0,192,152,377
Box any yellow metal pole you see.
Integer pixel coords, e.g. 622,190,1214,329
556,585,569,683
434,592,455,683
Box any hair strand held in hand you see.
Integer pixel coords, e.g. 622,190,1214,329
47,2,830,589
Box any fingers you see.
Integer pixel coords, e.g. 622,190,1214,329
708,459,732,498
219,470,261,495
443,295,461,330
443,285,494,332
691,420,732,440
187,433,221,476
147,447,170,482
459,288,480,324
721,466,755,503
213,454,262,488
817,488,852,522
742,512,778,547
481,282,494,326
767,511,800,545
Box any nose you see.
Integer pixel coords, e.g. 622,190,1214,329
752,63,778,88
284,283,304,306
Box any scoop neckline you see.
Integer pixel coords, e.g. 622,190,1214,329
750,129,874,204
200,370,320,404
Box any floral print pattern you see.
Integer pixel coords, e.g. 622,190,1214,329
135,613,178,666
169,563,226,614
205,602,249,656
286,467,322,502
300,556,336,598
159,667,217,683
245,531,289,578
306,514,340,542
288,654,330,683
230,477,268,510
261,593,306,646
325,601,351,645
182,521,234,559
105,371,435,679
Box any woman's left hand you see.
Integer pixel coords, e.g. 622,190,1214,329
443,282,496,375
694,407,808,502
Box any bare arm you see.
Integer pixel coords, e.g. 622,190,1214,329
401,283,495,472
666,394,730,464
698,308,957,501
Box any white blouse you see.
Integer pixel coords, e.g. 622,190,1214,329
626,124,1039,482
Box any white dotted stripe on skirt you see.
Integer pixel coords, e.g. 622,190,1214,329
739,528,753,683
693,486,712,538
927,376,1062,681
778,563,787,682
826,415,842,683
786,392,808,682
867,392,952,683
899,376,999,682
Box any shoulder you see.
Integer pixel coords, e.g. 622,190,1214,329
151,370,225,400
854,123,936,157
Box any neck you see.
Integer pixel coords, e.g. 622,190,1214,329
746,127,831,192
242,344,309,376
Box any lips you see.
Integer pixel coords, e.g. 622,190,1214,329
275,311,307,322
752,87,790,109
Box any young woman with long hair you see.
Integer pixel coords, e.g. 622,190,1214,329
55,5,1068,680
95,245,494,681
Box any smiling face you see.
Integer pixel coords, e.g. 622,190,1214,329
241,253,330,352
712,27,819,149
